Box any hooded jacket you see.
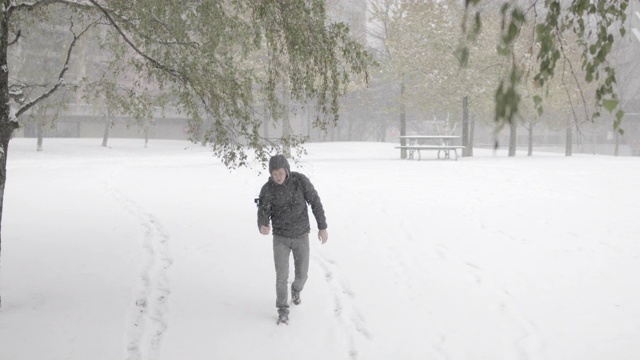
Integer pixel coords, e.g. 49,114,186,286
257,155,327,238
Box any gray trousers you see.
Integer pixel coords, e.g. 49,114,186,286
273,234,310,316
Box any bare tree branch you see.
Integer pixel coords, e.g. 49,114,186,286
86,0,184,81
15,18,96,117
6,0,94,17
555,26,590,123
8,29,21,46
149,14,200,50
85,0,241,138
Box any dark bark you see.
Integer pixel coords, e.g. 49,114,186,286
15,20,93,119
1,0,22,308
0,131,10,309
462,96,470,157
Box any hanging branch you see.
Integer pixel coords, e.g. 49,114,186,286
86,0,184,81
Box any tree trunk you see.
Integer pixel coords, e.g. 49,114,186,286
0,4,20,308
508,120,517,157
527,122,534,156
378,118,386,142
614,130,620,156
282,118,291,157
462,96,470,157
102,115,111,147
399,80,406,159
0,130,10,309
565,114,573,157
330,124,337,142
282,107,291,158
37,122,44,152
469,114,474,156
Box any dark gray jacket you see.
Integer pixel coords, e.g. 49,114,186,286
257,171,327,239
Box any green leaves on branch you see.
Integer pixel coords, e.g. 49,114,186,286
533,95,543,117
462,2,528,126
462,0,629,131
90,0,370,168
494,67,522,125
458,3,482,67
603,99,618,113
568,0,627,133
495,3,526,125
497,4,525,56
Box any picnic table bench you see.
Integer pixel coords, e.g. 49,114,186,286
396,135,466,161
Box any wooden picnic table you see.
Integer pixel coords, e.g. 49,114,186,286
396,135,465,160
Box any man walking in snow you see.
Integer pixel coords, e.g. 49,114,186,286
257,154,328,325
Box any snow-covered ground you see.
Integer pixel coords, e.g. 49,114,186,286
1,138,639,360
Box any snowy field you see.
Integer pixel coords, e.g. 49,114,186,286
1,138,639,360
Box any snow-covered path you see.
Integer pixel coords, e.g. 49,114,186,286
1,139,639,360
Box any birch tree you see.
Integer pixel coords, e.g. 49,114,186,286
0,0,370,307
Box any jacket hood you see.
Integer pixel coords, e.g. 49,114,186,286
269,154,290,174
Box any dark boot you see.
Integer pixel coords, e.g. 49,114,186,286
291,288,301,305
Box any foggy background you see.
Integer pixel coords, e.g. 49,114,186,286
9,0,640,156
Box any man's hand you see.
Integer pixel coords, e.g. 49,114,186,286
260,225,271,235
318,229,328,244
